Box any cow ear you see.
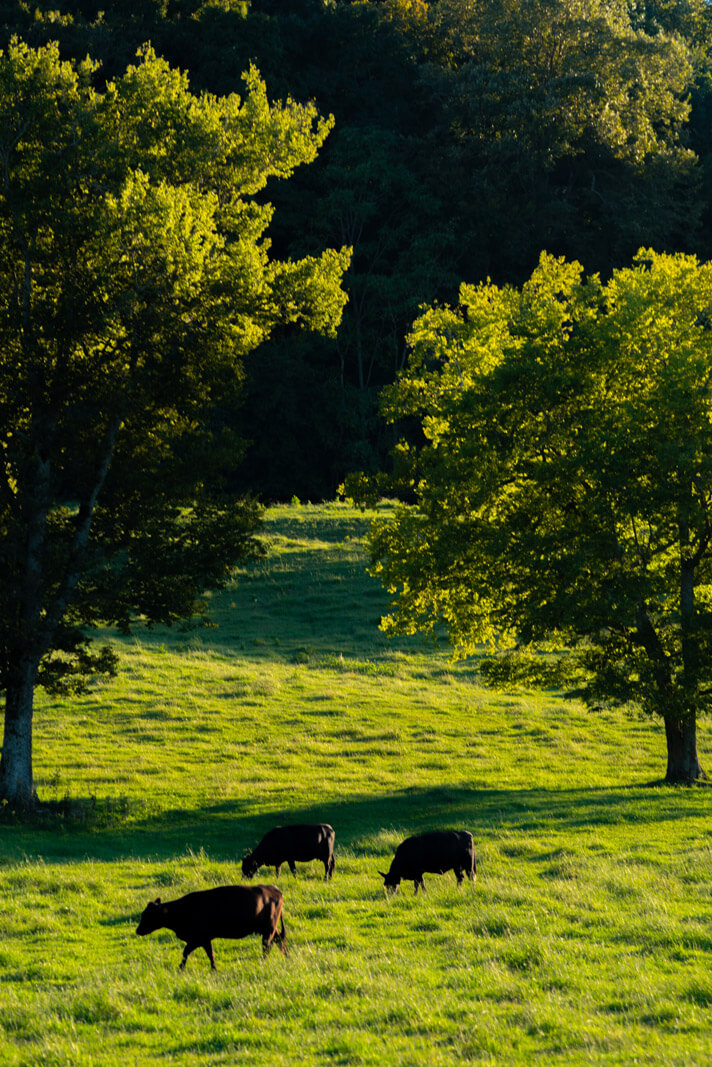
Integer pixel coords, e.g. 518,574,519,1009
153,897,161,905
378,871,388,880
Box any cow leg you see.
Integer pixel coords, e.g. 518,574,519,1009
272,917,288,956
203,942,217,970
278,918,288,955
325,855,335,881
275,864,282,877
288,860,297,876
262,930,275,957
414,877,425,895
263,901,287,958
179,942,199,970
455,867,464,886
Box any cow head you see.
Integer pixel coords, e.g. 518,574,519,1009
136,897,166,935
379,870,400,894
241,854,259,878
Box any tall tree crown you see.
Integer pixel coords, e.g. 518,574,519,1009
0,37,349,697
370,250,712,738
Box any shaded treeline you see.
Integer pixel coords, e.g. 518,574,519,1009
3,0,712,498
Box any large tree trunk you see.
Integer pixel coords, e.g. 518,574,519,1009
0,658,39,809
664,711,706,784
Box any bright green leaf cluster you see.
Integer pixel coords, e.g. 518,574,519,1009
372,249,712,730
0,37,350,699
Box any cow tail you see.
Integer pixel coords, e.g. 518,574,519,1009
276,892,287,952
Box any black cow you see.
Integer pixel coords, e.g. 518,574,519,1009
136,885,286,969
242,823,335,880
379,830,477,895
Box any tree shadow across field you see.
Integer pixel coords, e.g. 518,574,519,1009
130,548,438,666
3,782,709,865
132,783,711,861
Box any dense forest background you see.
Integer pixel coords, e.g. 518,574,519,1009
4,0,712,500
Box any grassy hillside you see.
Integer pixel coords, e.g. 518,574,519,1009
1,503,711,1065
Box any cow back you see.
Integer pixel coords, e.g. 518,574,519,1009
165,885,282,942
395,830,474,877
253,823,334,862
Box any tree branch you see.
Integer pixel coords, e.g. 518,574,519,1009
633,602,673,695
35,414,122,660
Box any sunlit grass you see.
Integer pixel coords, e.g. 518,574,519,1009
1,502,712,1064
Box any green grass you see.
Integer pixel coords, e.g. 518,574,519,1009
2,502,712,1065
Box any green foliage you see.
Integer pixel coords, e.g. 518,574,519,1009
1,0,705,499
240,115,459,496
412,0,697,274
0,38,348,802
223,0,702,493
370,250,712,776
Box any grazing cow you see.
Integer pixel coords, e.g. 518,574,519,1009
379,830,476,895
136,885,286,969
242,823,335,881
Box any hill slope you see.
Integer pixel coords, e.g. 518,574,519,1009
1,503,711,1065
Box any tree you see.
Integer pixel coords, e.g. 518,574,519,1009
240,3,461,496
366,249,712,783
0,39,349,808
246,120,460,497
5,1,702,497
402,0,698,277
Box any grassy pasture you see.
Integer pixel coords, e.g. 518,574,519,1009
2,502,712,1065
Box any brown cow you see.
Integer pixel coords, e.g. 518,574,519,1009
379,830,477,895
242,823,335,880
136,885,286,969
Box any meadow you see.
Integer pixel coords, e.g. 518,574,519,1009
1,502,712,1065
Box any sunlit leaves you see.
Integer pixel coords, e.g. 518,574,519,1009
101,50,334,198
0,38,349,701
371,249,712,728
427,0,693,166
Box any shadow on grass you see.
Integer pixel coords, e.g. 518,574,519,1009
124,548,442,668
1,782,709,864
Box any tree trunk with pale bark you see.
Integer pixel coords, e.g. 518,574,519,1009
1,657,40,808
